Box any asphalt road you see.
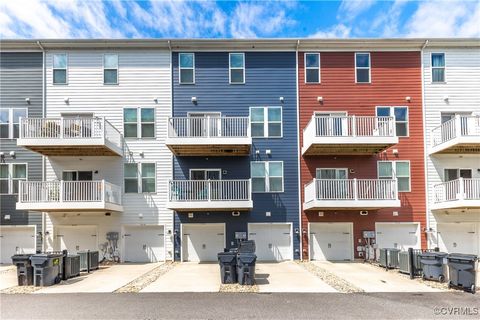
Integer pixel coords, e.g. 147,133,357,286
1,292,479,319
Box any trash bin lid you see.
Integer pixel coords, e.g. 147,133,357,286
11,254,33,259
237,253,257,263
420,252,447,258
217,252,237,263
447,253,478,261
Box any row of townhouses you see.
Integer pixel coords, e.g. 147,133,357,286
0,39,478,264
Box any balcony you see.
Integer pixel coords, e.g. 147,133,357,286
167,179,253,211
303,178,400,210
16,180,123,212
17,117,123,156
432,178,480,211
302,115,398,155
166,116,251,156
430,115,480,154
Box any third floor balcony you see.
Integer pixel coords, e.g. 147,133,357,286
430,115,480,154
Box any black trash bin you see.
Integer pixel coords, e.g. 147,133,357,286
217,252,237,284
30,253,63,287
420,252,447,282
237,253,256,285
11,254,34,286
447,253,478,294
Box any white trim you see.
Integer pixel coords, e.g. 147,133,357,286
295,45,303,260
0,162,28,195
250,161,284,193
376,106,409,137
180,223,226,262
249,106,283,138
443,168,473,181
308,222,354,261
315,168,349,179
0,108,28,140
52,53,68,85
304,52,321,84
123,161,157,194
179,52,195,84
354,52,371,84
229,52,245,84
121,224,167,263
377,160,411,192
430,52,446,84
247,222,294,261
122,107,156,139
314,111,348,117
103,53,119,85
188,168,222,180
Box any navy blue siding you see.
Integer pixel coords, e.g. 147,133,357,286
172,52,299,260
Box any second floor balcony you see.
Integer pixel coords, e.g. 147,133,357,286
167,179,253,211
17,117,123,156
432,178,480,211
302,115,398,155
16,180,123,212
430,115,480,154
166,116,251,156
304,178,400,210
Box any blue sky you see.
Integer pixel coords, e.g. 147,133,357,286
1,0,479,39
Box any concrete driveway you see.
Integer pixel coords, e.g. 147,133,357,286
35,263,162,293
256,262,336,293
0,265,18,291
313,261,442,293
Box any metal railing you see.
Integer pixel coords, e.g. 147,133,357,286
18,180,122,205
431,115,480,147
169,179,251,202
434,178,480,203
167,116,250,138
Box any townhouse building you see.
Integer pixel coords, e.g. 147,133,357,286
167,41,300,261
422,40,480,256
0,52,43,263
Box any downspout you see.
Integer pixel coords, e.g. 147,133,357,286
295,40,303,260
168,40,175,261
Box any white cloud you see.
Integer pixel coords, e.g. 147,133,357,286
309,24,351,38
338,0,376,20
370,0,408,37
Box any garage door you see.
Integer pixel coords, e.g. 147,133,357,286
182,224,224,262
376,223,420,250
124,225,165,263
248,223,292,261
56,225,97,253
309,223,353,261
437,223,478,255
0,226,36,264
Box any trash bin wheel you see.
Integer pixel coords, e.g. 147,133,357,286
438,275,445,283
471,285,476,294
448,281,452,289
54,275,61,284
422,273,426,280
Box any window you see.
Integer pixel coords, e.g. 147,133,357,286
0,163,27,194
305,53,320,83
316,168,347,179
124,163,138,193
123,108,155,138
124,163,156,193
250,107,282,138
355,53,370,83
376,106,408,137
378,161,411,192
251,161,284,193
431,53,445,83
103,54,118,84
141,163,156,193
229,53,245,84
0,108,27,139
53,53,67,84
444,168,472,182
179,53,194,84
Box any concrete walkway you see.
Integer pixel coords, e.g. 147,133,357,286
0,265,18,291
256,262,337,293
313,261,442,293
142,263,220,292
35,263,162,293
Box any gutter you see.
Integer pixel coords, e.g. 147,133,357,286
295,39,303,260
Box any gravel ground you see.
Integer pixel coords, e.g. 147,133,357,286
114,262,177,293
1,285,41,294
219,283,259,293
297,261,364,293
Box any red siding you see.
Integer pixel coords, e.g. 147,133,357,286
298,52,426,259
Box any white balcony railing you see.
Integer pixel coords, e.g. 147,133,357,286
434,178,480,204
431,115,480,148
304,115,396,138
169,179,251,202
167,116,250,138
18,180,122,206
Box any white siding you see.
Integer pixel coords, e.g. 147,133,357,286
44,50,173,260
423,47,480,250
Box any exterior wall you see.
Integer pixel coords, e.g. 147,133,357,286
298,51,426,259
422,47,480,250
0,52,43,250
43,50,174,260
171,52,300,260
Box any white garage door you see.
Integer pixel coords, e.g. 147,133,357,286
0,226,36,264
124,225,165,263
376,223,420,250
309,223,353,261
437,223,478,255
182,224,225,262
56,225,97,254
248,223,292,261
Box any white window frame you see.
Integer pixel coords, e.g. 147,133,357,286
0,108,27,139
443,168,472,182
355,52,371,84
52,53,68,85
376,106,409,137
315,168,348,179
377,160,411,192
124,163,139,194
122,107,156,139
179,53,195,84
0,163,28,195
103,53,119,85
189,168,222,180
304,53,321,84
249,106,283,138
140,162,157,194
431,52,446,84
124,162,156,194
251,161,284,193
229,53,245,84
